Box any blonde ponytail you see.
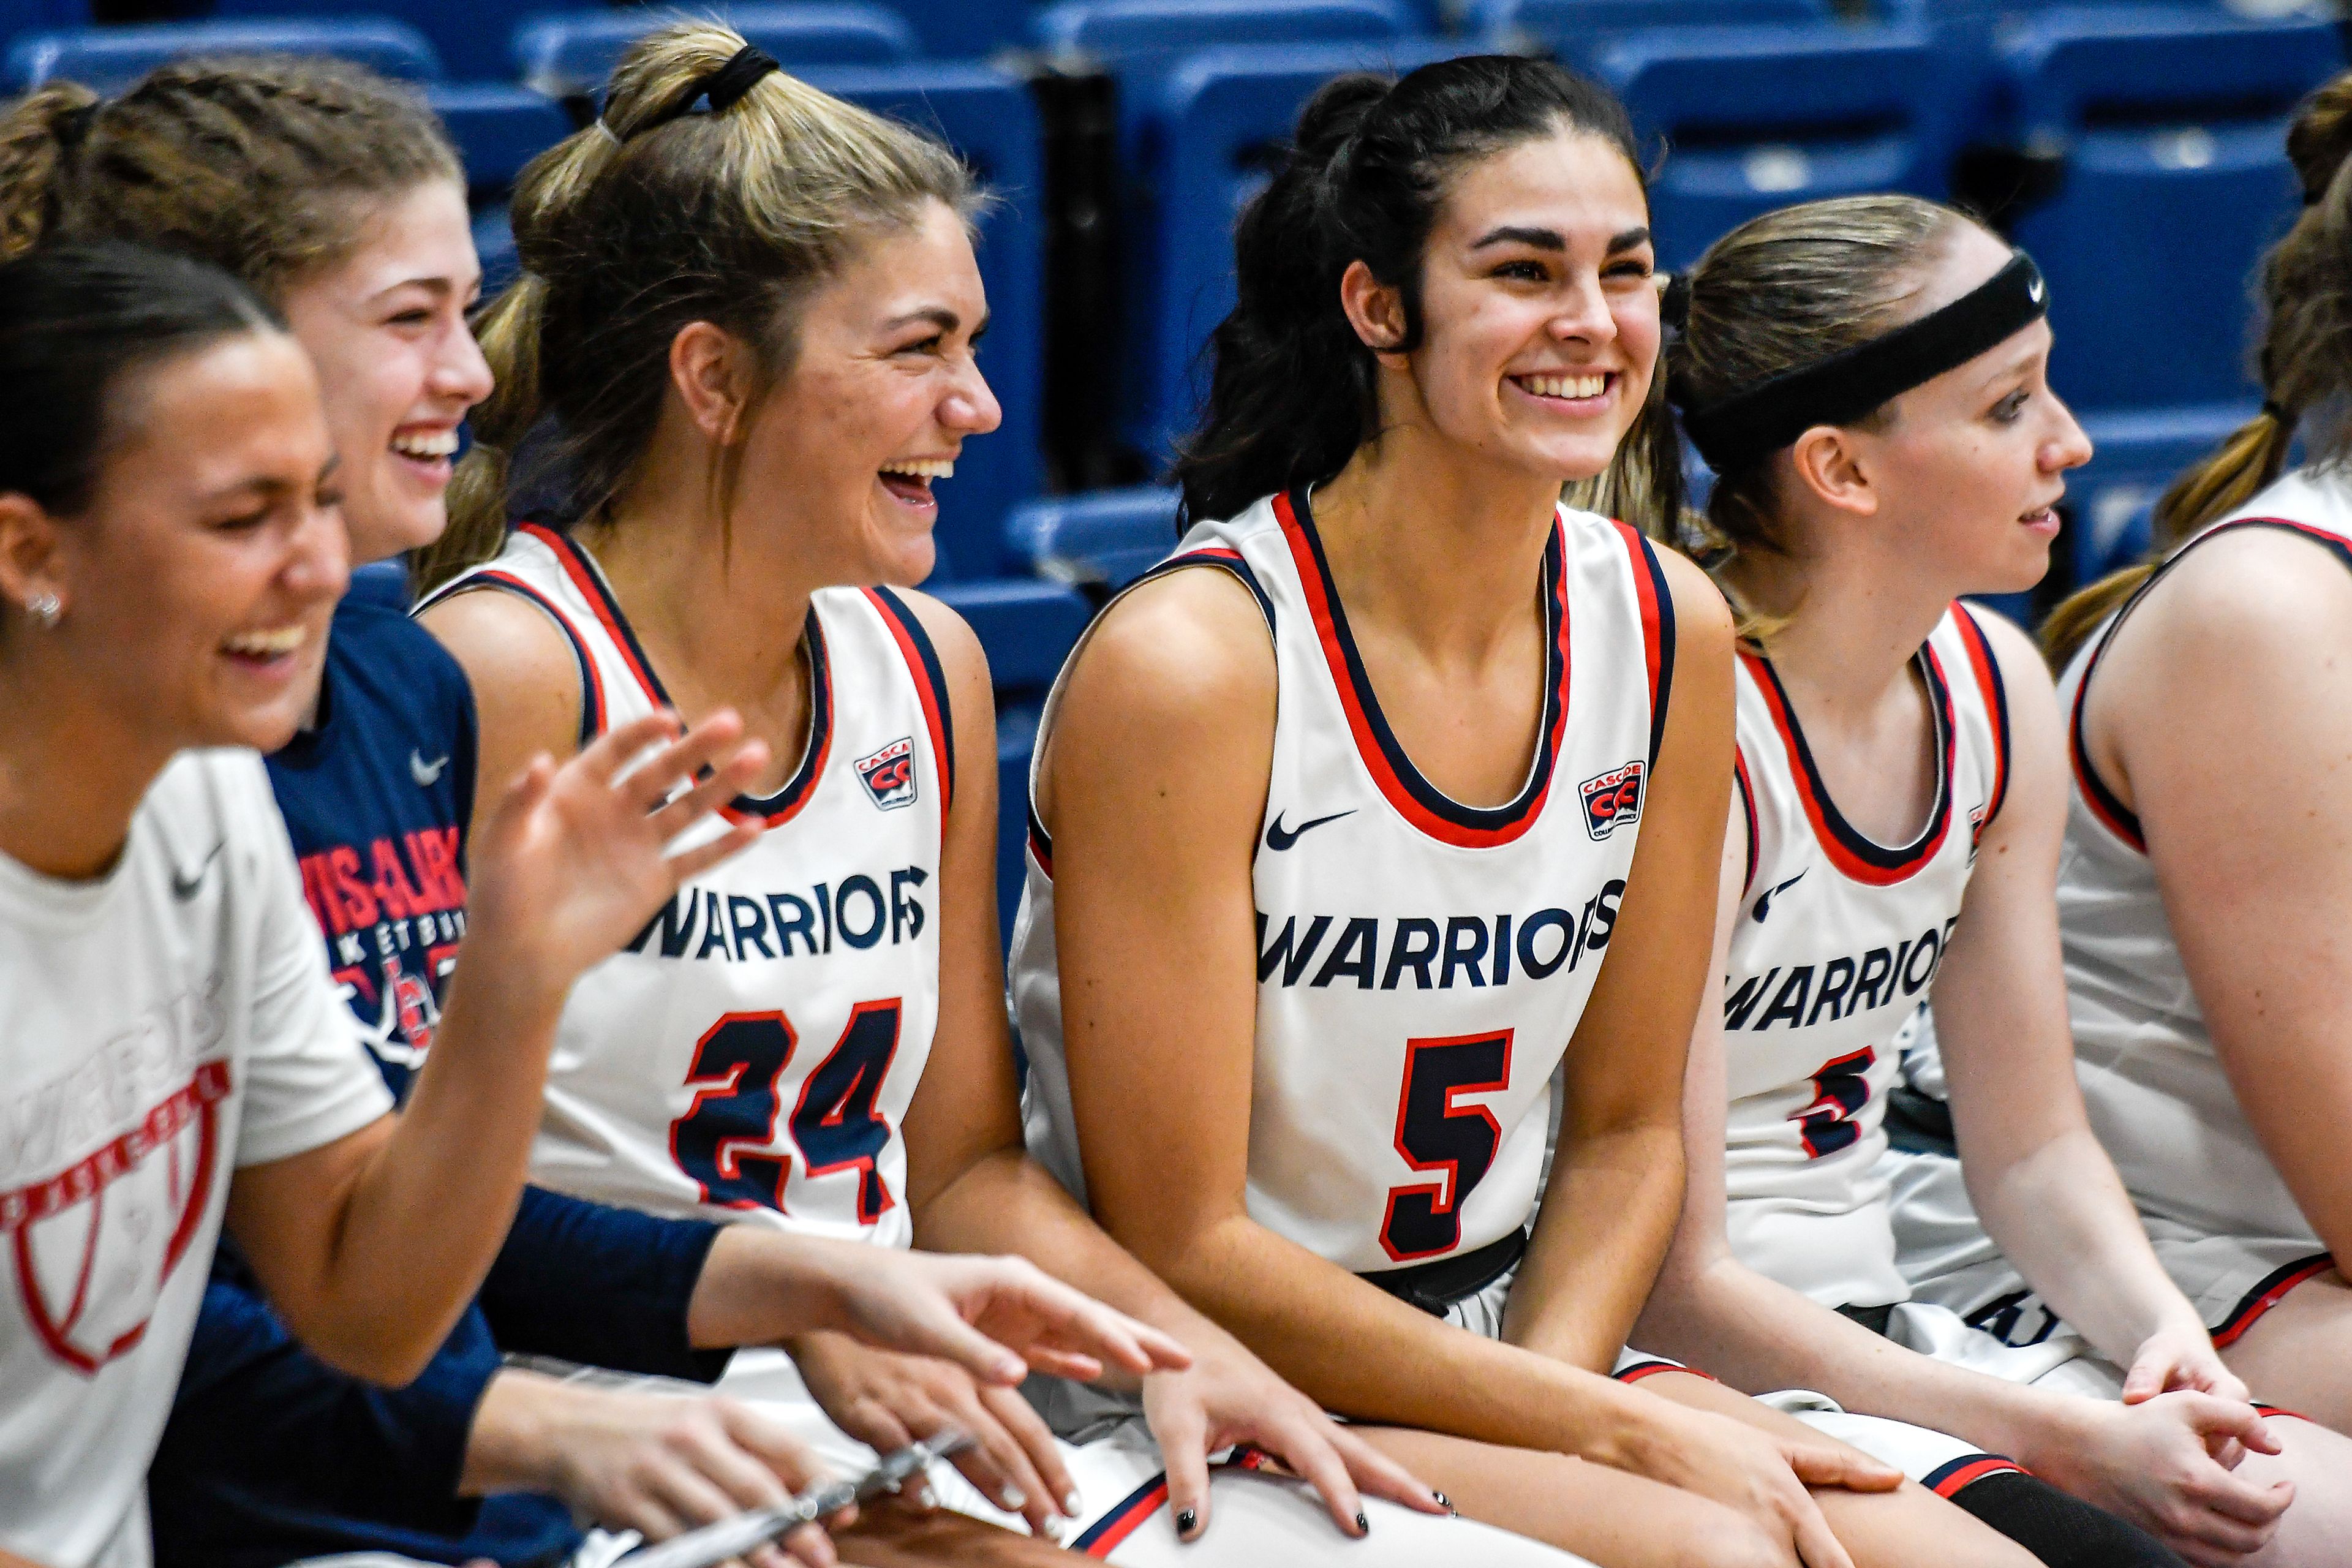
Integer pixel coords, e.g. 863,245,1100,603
0,82,103,260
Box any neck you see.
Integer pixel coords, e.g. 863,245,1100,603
1732,527,1952,714
0,659,176,880
1310,418,1566,664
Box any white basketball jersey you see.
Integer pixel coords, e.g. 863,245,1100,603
1719,606,2010,1310
425,525,951,1246
2057,469,2352,1248
1016,488,1672,1276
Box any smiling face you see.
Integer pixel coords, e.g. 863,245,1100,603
725,200,1000,587
1843,225,2093,595
277,178,491,566
40,333,349,753
1379,128,1658,484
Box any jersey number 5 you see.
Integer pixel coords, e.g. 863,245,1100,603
669,1001,903,1222
1380,1029,1514,1262
1794,1046,1875,1159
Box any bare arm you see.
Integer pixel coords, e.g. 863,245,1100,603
1502,549,1732,1373
2093,528,2352,1264
1934,612,2210,1373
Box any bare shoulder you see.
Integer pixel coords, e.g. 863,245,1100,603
1654,546,1735,661
2127,524,2352,669
884,585,989,690
417,584,582,763
1059,564,1277,736
1963,601,2059,703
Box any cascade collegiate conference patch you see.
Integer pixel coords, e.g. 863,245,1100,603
1580,761,1645,840
856,737,918,810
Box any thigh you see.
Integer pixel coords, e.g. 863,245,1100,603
2217,1267,2352,1434
1354,1423,1784,1568
1631,1371,2037,1568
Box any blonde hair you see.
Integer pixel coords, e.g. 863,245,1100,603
0,56,459,296
416,22,978,589
2041,72,2352,669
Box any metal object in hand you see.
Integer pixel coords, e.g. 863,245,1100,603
620,1431,973,1568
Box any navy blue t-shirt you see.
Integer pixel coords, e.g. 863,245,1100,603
149,579,726,1567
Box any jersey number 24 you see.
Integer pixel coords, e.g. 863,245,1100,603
669,1002,902,1223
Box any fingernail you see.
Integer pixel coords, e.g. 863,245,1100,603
1000,1485,1027,1510
1064,1489,1084,1517
1355,1511,1370,1535
1175,1507,1199,1540
1433,1490,1455,1516
917,1486,939,1510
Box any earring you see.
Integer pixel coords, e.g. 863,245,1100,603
25,591,60,628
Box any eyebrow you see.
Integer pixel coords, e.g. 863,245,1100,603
1467,224,1653,254
884,307,969,333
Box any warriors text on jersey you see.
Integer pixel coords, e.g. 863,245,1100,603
1016,488,1673,1276
0,752,391,1568
1720,605,2010,1310
2057,467,2352,1260
426,524,954,1246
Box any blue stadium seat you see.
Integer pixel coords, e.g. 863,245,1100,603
1592,24,1966,271
5,17,440,92
472,206,521,293
1006,486,1180,588
426,82,568,192
2001,9,2342,413
1472,0,1830,70
1033,0,1414,60
514,4,916,97
2065,402,2257,581
0,0,86,48
801,62,1047,578
1123,36,1482,464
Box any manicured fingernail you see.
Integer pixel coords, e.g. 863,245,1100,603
1433,1490,1454,1515
917,1486,939,1510
1064,1489,1084,1516
1000,1485,1027,1510
1355,1512,1370,1534
1175,1507,1199,1540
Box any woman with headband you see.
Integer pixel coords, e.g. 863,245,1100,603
1629,193,2352,1568
1892,68,2352,1479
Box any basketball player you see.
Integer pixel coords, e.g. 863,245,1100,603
1890,72,2352,1456
1005,55,2084,1568
412,26,1555,1566
1629,192,2352,1568
0,241,769,1568
0,62,1180,1567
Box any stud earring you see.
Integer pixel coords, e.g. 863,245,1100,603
24,591,59,628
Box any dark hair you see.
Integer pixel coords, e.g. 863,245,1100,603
0,56,459,298
1172,55,1662,526
0,242,284,517
417,21,977,590
2042,70,2352,668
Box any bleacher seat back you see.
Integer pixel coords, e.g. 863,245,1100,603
514,4,916,97
800,63,1047,578
6,16,440,92
425,82,569,191
2066,402,2260,579
2003,10,2342,412
1595,24,1962,271
0,0,86,50
1006,485,1182,587
1034,0,1413,60
1474,0,1828,70
1126,37,1480,464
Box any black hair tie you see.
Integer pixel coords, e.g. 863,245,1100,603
2263,399,2293,424
697,43,780,113
1659,271,1692,333
53,102,97,155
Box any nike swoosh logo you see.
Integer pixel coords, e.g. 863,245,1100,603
172,842,224,901
1265,809,1354,851
1751,869,1806,922
410,750,450,787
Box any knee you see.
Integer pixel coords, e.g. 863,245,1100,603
1670,1505,1793,1568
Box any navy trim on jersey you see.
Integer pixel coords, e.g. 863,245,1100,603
1924,1455,2029,1498
2070,516,2352,856
2212,1252,2333,1348
1744,644,1956,885
1025,546,1274,878
1624,525,1678,767
519,522,836,828
866,584,956,816
433,572,604,750
1951,604,2010,838
1278,486,1570,848
1733,745,1760,896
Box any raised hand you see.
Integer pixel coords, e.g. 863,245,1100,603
462,710,770,1000
1137,1316,1446,1545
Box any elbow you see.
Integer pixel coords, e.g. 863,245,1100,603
287,1304,451,1387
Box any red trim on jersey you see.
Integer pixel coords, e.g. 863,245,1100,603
1950,605,2010,840
1074,1447,1272,1556
2213,1254,2334,1349
1733,746,1759,897
1613,520,1676,766
471,569,608,742
1741,644,1956,886
863,588,955,821
1927,1456,2028,1498
1613,1358,1717,1385
1273,489,1570,849
521,522,663,708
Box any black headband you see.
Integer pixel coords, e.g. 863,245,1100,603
1673,251,2049,473
696,43,780,112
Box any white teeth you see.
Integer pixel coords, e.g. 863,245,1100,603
879,458,954,481
391,429,459,459
1518,373,1609,400
225,625,305,657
